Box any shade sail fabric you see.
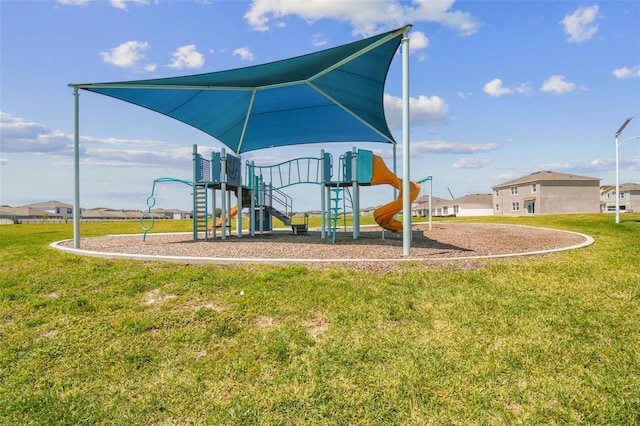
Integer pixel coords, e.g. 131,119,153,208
71,25,410,154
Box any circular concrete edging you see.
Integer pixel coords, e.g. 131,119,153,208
50,225,595,265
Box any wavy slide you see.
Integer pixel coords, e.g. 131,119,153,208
370,155,420,233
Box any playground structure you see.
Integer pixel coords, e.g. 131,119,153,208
142,145,420,243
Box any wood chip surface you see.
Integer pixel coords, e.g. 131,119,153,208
60,223,590,272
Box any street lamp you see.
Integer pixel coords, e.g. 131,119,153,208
417,175,433,230
614,117,634,224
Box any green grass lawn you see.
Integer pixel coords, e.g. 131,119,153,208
1,214,639,424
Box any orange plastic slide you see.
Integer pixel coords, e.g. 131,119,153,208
208,205,238,230
370,155,420,233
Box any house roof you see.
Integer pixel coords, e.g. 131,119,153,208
23,200,73,208
620,183,640,191
493,171,600,189
413,195,452,207
0,206,62,217
70,25,411,154
452,193,493,206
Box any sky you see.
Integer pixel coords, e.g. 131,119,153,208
1,0,639,213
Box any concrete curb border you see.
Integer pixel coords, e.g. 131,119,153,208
50,225,595,265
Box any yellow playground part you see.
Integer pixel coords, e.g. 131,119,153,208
208,205,238,230
370,154,420,233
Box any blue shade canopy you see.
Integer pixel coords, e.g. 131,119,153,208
70,25,411,154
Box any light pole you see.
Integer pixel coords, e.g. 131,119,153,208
417,175,433,230
614,117,634,224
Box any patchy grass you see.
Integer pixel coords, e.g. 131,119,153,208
1,214,639,424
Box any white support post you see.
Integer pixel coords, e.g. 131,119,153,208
73,88,81,249
352,147,359,239
429,177,433,231
320,150,326,239
212,188,217,239
226,190,232,237
259,177,264,235
250,162,256,237
401,32,411,256
237,157,243,239
192,145,199,241
221,148,227,240
211,150,216,239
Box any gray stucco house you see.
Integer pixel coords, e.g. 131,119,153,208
601,183,640,213
492,171,600,216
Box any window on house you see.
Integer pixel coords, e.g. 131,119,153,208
496,204,500,211
532,183,537,192
495,189,499,197
442,206,449,215
512,202,520,211
619,192,625,200
510,186,518,195
454,205,459,214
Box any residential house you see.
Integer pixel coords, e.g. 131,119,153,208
413,194,493,217
81,209,144,221
600,183,640,213
450,194,494,217
412,195,452,217
0,206,64,224
150,208,191,219
493,171,600,216
23,200,73,219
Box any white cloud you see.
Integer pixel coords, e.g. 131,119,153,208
540,75,584,94
452,157,492,169
109,0,150,10
0,112,72,154
409,30,429,52
560,4,600,43
412,140,498,155
58,0,150,9
312,33,328,47
538,157,640,174
244,0,480,37
233,47,256,61
100,40,150,69
483,78,512,97
0,112,182,160
483,78,530,97
169,45,205,69
57,0,89,6
384,93,449,129
612,65,640,79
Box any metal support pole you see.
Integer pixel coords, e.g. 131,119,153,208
615,134,620,224
352,147,359,239
401,32,411,256
73,88,81,249
237,156,243,238
614,117,635,224
429,177,433,231
221,148,227,240
320,149,326,240
192,144,199,240
250,162,256,237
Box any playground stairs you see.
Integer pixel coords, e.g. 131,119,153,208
329,184,344,243
266,206,292,227
194,183,208,235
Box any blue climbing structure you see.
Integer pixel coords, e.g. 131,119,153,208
142,144,393,243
